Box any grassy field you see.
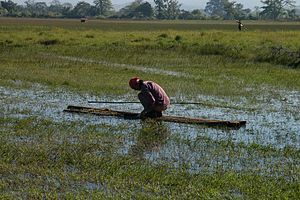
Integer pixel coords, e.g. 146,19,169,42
0,18,300,199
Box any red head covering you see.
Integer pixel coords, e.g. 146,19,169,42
129,77,140,90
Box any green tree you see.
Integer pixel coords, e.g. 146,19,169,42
135,2,153,18
191,9,205,19
179,10,193,19
154,0,167,19
61,2,73,16
0,3,8,16
205,0,250,20
154,0,180,19
223,0,236,19
254,6,261,18
260,0,296,20
179,9,205,20
285,8,296,18
72,1,92,17
35,2,48,16
24,0,48,17
93,0,113,16
166,0,181,19
231,3,251,19
205,0,226,18
49,0,63,15
25,0,36,16
118,0,143,18
119,0,153,18
1,0,17,15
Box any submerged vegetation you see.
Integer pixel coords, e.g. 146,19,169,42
0,18,299,199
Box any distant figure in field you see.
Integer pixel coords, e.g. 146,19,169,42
129,77,170,118
80,17,87,23
236,20,244,31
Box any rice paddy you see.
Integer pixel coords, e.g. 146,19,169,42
0,18,300,199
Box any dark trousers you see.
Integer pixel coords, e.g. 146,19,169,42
138,93,167,117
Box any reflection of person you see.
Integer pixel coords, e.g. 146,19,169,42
129,77,170,118
129,121,169,159
236,20,243,31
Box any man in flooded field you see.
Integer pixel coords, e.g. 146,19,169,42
129,77,170,118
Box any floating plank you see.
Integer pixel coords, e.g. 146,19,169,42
64,105,246,129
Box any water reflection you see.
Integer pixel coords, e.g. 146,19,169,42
129,120,170,160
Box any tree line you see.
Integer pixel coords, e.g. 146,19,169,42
0,0,299,20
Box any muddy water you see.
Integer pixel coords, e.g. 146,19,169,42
1,82,299,177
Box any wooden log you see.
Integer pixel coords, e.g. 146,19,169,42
64,105,246,129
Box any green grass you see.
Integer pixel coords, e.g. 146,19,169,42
1,26,300,99
0,18,299,199
1,117,299,199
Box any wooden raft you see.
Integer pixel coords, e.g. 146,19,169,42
64,105,246,129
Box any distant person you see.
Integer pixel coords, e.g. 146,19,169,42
236,20,244,31
80,17,87,23
129,77,170,118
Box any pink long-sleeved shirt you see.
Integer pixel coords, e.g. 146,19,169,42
140,81,170,110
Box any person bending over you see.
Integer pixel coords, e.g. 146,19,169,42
129,77,170,118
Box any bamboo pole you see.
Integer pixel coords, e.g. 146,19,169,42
64,105,246,129
88,100,207,105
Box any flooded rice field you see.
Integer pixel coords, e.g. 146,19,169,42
1,81,299,178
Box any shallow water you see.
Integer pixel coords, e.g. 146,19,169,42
1,81,299,177
1,81,299,148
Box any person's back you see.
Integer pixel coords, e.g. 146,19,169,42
140,81,170,109
129,77,170,118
